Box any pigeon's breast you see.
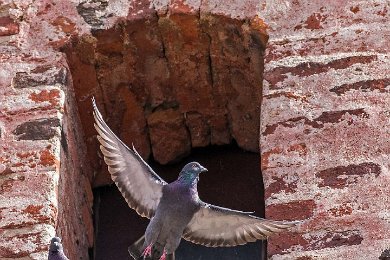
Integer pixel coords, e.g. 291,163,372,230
157,184,200,225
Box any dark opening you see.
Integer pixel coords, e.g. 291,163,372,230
93,143,265,260
63,8,267,259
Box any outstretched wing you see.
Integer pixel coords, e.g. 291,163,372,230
92,98,167,219
183,203,298,247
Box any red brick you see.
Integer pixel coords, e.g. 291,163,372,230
0,16,19,36
264,55,377,88
296,257,313,260
12,67,67,89
13,118,60,141
330,78,390,95
266,200,316,221
147,108,191,164
29,89,61,108
302,13,327,30
51,16,76,34
268,232,309,256
185,112,210,147
265,176,298,199
329,204,353,217
263,108,369,136
264,91,309,102
261,1,390,259
350,6,360,14
268,230,363,256
39,150,57,167
261,147,283,171
316,162,381,189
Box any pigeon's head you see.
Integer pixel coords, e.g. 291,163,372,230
179,162,208,184
49,237,63,252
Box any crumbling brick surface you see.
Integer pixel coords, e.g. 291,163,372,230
1,0,389,259
65,1,266,185
260,1,390,259
0,0,264,259
0,1,93,258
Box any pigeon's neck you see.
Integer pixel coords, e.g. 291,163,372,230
177,172,199,188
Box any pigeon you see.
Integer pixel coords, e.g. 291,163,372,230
92,98,298,260
48,237,69,260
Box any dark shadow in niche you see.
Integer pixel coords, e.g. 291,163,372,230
93,144,265,260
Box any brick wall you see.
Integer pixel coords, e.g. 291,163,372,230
0,1,93,258
259,1,390,259
1,0,389,259
0,0,263,259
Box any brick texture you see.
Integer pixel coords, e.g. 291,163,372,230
1,0,390,259
0,0,265,259
260,1,390,259
65,1,266,186
0,1,93,258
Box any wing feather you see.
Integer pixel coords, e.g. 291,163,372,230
92,98,167,219
183,203,299,247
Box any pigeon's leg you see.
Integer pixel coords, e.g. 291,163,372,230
159,249,167,260
141,244,153,259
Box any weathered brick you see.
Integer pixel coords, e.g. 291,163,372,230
29,89,61,108
12,67,67,89
266,200,316,221
185,112,210,147
0,224,54,258
264,55,377,88
263,108,369,136
51,16,76,34
296,256,313,260
2,0,389,259
330,78,390,95
76,1,109,27
268,232,309,256
13,118,60,140
147,108,191,164
265,176,298,199
328,204,353,217
268,230,363,256
0,16,19,36
316,162,381,189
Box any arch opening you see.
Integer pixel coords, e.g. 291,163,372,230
63,11,267,259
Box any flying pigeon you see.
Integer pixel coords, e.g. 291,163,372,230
92,98,298,260
48,237,69,260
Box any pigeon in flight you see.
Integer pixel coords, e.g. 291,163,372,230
48,237,69,260
92,98,298,260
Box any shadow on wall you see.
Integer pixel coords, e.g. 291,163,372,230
93,144,265,260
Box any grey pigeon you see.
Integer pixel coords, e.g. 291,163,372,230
92,98,298,260
48,237,69,260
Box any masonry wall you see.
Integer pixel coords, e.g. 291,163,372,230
0,1,93,258
0,0,264,259
0,0,389,259
259,1,390,259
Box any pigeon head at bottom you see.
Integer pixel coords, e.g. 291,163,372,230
49,237,63,252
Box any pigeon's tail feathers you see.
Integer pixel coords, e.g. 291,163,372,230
92,98,167,219
128,235,145,259
183,203,300,247
128,235,175,260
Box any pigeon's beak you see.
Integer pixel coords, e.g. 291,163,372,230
200,166,208,173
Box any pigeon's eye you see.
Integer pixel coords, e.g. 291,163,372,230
192,165,198,170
